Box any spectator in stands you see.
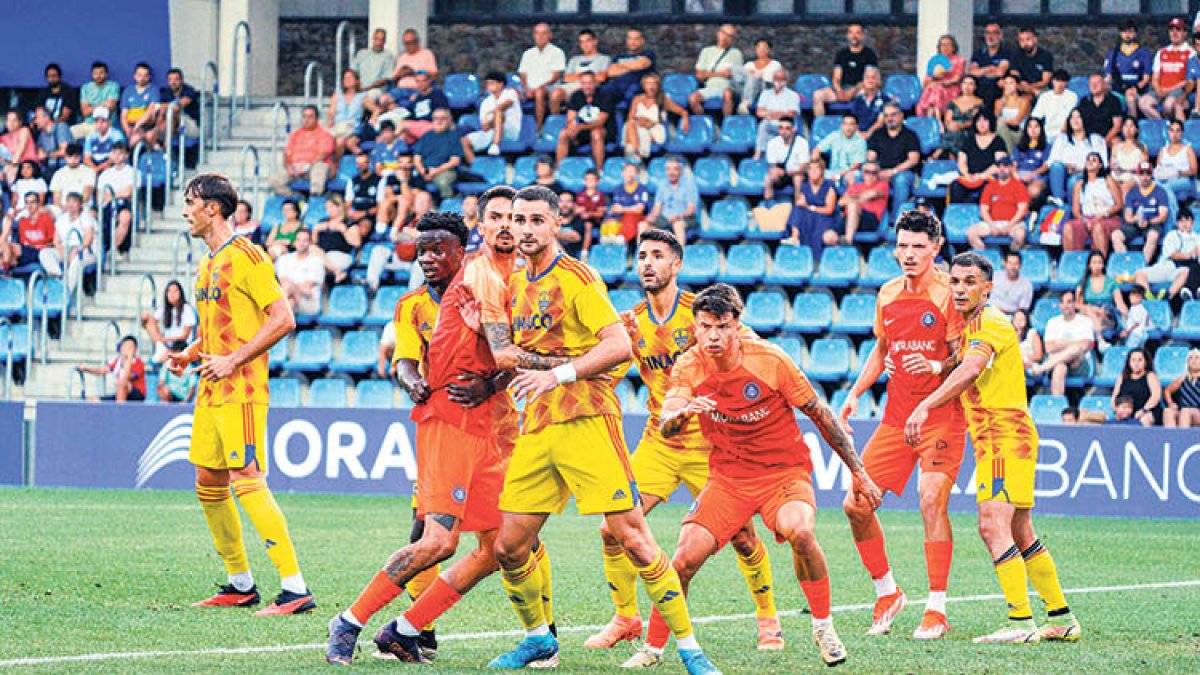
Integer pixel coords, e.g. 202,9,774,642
917,34,966,119
161,68,200,138
464,72,522,162
1077,250,1126,334
785,158,840,256
850,66,891,138
624,73,688,161
368,92,406,132
0,192,56,272
642,156,698,244
277,228,326,315
158,365,199,404
266,199,303,259
1013,26,1054,97
1014,116,1050,204
1133,205,1200,302
1064,152,1124,253
1049,108,1108,201
353,28,397,102
1032,290,1096,396
557,191,586,257
50,144,95,206
377,319,396,378
688,24,743,117
1030,70,1076,143
42,192,96,290
551,29,611,114
557,71,616,169
271,105,334,196
740,38,782,115
12,161,48,205
1112,347,1162,425
370,120,406,176
940,74,982,159
1061,407,1081,424
1115,160,1169,261
1079,72,1124,144
392,29,438,96
605,28,656,104
140,279,196,364
81,335,145,403
328,69,366,163
994,71,1029,151
754,68,799,157
1139,17,1195,120
518,22,567,130
1110,116,1148,191
231,201,258,241
2,111,37,183
1012,308,1044,371
991,250,1034,315
812,23,878,118
968,22,1014,107
120,63,162,150
345,151,381,238
575,169,605,249
763,117,808,202
34,106,71,173
814,114,867,186
81,108,125,172
395,148,438,220
1120,285,1151,348
73,61,120,139
368,197,424,291
1163,348,1200,427
1108,394,1142,424
1154,119,1197,202
949,110,1006,203
400,71,448,144
40,63,78,125
312,194,360,282
1105,20,1153,120
97,143,135,255
838,159,887,243
867,103,921,216
531,155,562,193
967,156,1030,250
610,161,652,243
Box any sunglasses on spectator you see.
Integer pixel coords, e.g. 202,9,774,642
1138,170,1154,175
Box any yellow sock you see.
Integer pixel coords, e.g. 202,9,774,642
637,549,693,640
1022,540,1069,615
604,543,640,618
500,551,546,630
407,564,441,631
196,484,248,575
232,478,300,579
735,540,777,618
993,546,1032,621
533,542,555,627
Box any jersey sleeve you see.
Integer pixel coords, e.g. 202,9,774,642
773,351,818,410
663,350,700,403
392,298,424,364
574,280,620,336
964,311,1007,363
241,253,284,310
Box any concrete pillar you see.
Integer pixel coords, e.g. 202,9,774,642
370,0,429,53
917,0,973,83
169,0,220,85
219,0,280,97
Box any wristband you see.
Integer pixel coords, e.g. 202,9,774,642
930,360,943,376
551,363,577,385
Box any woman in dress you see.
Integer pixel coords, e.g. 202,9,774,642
1076,250,1128,334
994,71,1030,151
1112,347,1162,426
327,68,367,163
1013,116,1051,205
1163,348,1200,428
940,75,982,159
949,110,1006,203
1064,152,1123,253
1109,116,1148,193
1012,309,1044,372
917,34,966,118
785,158,839,258
624,73,689,160
1153,119,1197,202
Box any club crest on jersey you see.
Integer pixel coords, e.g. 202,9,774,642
672,328,690,350
452,486,467,503
743,382,761,401
921,311,936,327
637,337,646,349
537,291,552,313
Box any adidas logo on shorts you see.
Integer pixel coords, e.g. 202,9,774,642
612,489,627,500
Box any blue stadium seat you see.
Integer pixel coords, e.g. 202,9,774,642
137,151,168,188
608,287,642,314
646,156,670,190
809,116,841,147
1095,345,1131,387
355,379,394,408
1065,351,1096,388
457,113,482,134
806,338,852,382
0,322,30,364
663,73,699,107
719,243,767,285
284,329,334,372
615,379,638,412
440,197,465,214
833,294,875,335
259,195,288,230
533,115,566,154
861,247,901,288
558,156,595,193
0,278,23,319
1021,249,1051,290
456,156,507,195
330,330,379,375
678,243,721,285
785,292,834,334
1067,76,1090,101
885,74,922,112
1143,299,1172,340
269,377,302,408
1107,251,1146,286
710,115,757,155
943,203,980,244
444,73,480,111
831,389,874,420
320,285,369,327
512,155,539,186
1139,119,1168,157
366,286,406,327
308,378,349,407
268,336,290,370
1078,394,1110,420
589,244,627,284
1154,344,1189,381
666,115,715,155
794,73,832,111
29,278,66,318
598,157,627,193
811,246,860,288
730,158,769,197
1051,250,1088,292
302,196,328,227
499,115,536,154
912,159,959,199
904,116,943,156
1172,301,1200,340
1030,394,1069,424
765,245,814,286
853,338,885,383
336,155,357,183
1185,119,1200,150
703,197,749,240
768,335,807,366
694,156,733,197
742,290,788,333
1030,296,1060,334
143,374,160,404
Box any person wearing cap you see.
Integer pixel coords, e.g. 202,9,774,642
81,107,126,172
1139,17,1196,120
1115,160,1170,262
1105,20,1154,119
1013,26,1054,97
399,70,449,144
79,335,146,402
1031,70,1077,143
463,72,522,162
967,155,1030,250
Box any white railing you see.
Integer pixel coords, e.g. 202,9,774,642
25,271,66,366
173,231,194,285
239,143,261,217
334,21,358,88
136,274,158,351
200,60,219,160
230,20,252,137
270,101,292,176
64,227,85,324
0,317,13,400
303,61,324,110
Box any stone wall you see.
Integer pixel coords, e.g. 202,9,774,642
278,19,368,96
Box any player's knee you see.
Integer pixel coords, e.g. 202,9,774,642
493,536,530,569
843,492,874,520
729,528,759,557
784,526,817,553
918,489,948,519
976,518,1006,545
599,522,619,547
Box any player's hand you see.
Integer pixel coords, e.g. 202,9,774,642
509,368,559,402
197,352,238,381
682,395,718,418
850,469,882,510
900,353,935,376
403,377,432,405
904,405,929,447
165,350,195,376
883,353,896,378
447,373,491,408
838,395,857,435
458,297,483,333
619,311,639,342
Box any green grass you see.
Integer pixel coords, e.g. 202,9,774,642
1,487,1198,673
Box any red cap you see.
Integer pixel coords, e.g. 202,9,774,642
1137,160,1154,172
1169,17,1187,29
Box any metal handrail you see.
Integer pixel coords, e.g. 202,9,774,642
173,231,194,283
164,103,175,209
270,101,292,174
175,105,188,206
64,227,85,323
200,61,219,159
69,364,86,399
0,317,12,400
303,62,324,110
239,144,261,217
136,274,158,351
130,141,145,247
335,21,357,89
230,20,252,136
101,319,120,398
101,184,117,275
25,270,62,366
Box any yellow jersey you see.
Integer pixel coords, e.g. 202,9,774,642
194,236,282,407
392,285,441,372
960,306,1038,455
509,253,623,434
630,291,708,451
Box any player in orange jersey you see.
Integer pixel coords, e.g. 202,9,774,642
652,283,881,668
839,210,966,639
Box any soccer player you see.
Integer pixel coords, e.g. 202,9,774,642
905,252,1082,644
838,210,965,639
482,186,719,674
651,283,881,668
166,174,314,615
585,230,784,662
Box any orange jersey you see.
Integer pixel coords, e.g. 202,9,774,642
508,253,623,434
631,291,709,451
392,285,441,375
194,236,282,407
875,270,965,428
666,335,818,479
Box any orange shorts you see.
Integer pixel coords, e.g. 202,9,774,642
415,419,507,533
683,466,815,548
862,420,965,496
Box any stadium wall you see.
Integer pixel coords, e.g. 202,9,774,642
0,402,24,486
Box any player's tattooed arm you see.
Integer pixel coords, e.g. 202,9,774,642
801,397,866,473
659,393,716,438
483,322,571,371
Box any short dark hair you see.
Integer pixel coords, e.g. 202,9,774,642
237,199,252,215
951,251,994,278
778,117,795,126
637,229,684,260
1119,19,1137,31
415,211,470,247
842,113,858,123
91,61,108,71
485,71,506,84
1061,289,1076,301
579,28,597,39
184,173,239,218
895,209,943,241
479,184,517,214
1052,68,1070,82
1004,250,1022,262
65,142,82,157
513,185,559,213
111,142,129,154
584,169,599,178
135,62,151,73
66,192,83,203
1178,205,1193,221
118,334,138,351
45,63,61,76
1062,407,1079,419
1018,25,1036,35
302,104,320,116
692,283,744,319
1114,394,1135,407
281,197,300,213
167,67,183,78
756,37,771,46
379,119,396,133
1130,284,1146,297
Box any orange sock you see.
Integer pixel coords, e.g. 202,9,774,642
348,570,405,625
799,578,832,621
403,576,462,630
854,536,890,580
645,605,671,650
924,540,953,593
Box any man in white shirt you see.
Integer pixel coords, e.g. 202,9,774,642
96,143,136,254
275,228,326,315
463,72,522,162
518,22,567,131
763,117,809,201
688,24,744,117
1032,291,1096,395
41,192,97,290
353,28,397,101
990,251,1034,315
1133,205,1200,300
1030,70,1077,142
550,29,612,113
754,69,800,157
49,144,96,207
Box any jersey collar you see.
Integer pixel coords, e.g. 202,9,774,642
208,233,240,258
426,285,442,304
526,252,563,282
646,289,681,326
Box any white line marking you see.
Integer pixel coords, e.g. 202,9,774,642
2,579,1197,667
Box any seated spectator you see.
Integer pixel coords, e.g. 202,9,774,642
849,66,891,138
377,319,396,378
1120,285,1151,347
1133,205,1200,302
120,62,162,150
813,114,866,186
991,251,1034,315
866,103,921,217
1108,394,1143,425
574,170,606,251
1061,407,1080,424
33,106,71,173
1078,72,1124,143
353,28,397,102
1104,20,1153,120
1031,290,1095,396
939,74,983,159
345,151,382,238
518,23,567,130
785,159,839,256
917,34,966,118
558,191,587,257
158,366,199,404
551,29,611,113
763,117,808,202
1013,26,1054,97
139,280,197,363
72,61,120,139
265,198,304,259
1,192,56,272
1048,108,1108,201
950,111,1007,203
328,69,366,163
40,63,78,126
1163,348,1200,427
80,335,145,402
369,120,408,176
399,71,448,144
276,228,326,314
231,200,259,240
993,71,1029,151
530,154,563,193
49,143,95,206
688,24,744,117
368,92,407,133
1,111,37,183
161,68,201,138
605,28,656,104
624,73,688,160
967,156,1030,250
42,192,97,289
755,68,799,157
609,161,652,243
464,72,522,162
1013,117,1050,204
1153,119,1197,202
642,156,698,244
367,191,428,291
1138,17,1194,121
813,23,878,117
269,105,334,196
97,143,135,254
12,161,48,205
1114,161,1169,261
1113,347,1162,425
838,160,887,242
312,194,361,282
968,22,1014,108
556,72,617,170
1077,250,1126,334
463,196,482,251
413,108,462,199
740,38,782,114
1110,116,1149,191
391,29,438,96
1030,70,1076,143
1012,308,1044,371
82,107,126,172
1064,152,1124,253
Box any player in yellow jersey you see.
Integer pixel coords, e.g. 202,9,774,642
582,230,783,663
480,186,719,674
166,174,314,615
905,252,1081,644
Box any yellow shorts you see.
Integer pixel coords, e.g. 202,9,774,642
189,403,268,471
973,425,1038,509
499,415,638,515
632,433,710,502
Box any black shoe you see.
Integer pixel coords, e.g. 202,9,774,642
418,628,438,660
374,620,430,663
549,622,558,638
